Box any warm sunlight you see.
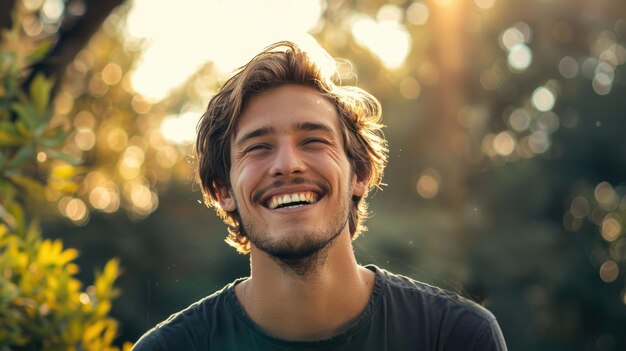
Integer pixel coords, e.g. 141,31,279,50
159,111,201,145
350,10,411,70
125,0,324,101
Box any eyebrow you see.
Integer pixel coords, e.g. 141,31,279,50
294,122,334,134
235,126,274,149
234,121,335,149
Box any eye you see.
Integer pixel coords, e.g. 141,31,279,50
303,138,328,146
245,144,270,154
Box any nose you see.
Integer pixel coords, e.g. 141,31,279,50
269,141,306,177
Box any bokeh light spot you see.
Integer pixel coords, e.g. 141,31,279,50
493,131,516,156
106,127,129,152
558,56,579,78
406,2,429,25
399,77,421,99
592,73,612,95
416,168,441,199
537,112,560,133
88,75,108,97
41,0,64,23
570,196,590,219
601,214,622,242
599,260,619,283
528,131,550,154
595,182,619,211
74,110,96,129
89,184,121,213
101,63,123,85
531,87,555,112
509,108,531,132
131,95,153,114
74,128,96,151
508,44,532,71
500,27,525,50
37,152,47,163
64,198,89,225
119,146,145,180
377,4,403,23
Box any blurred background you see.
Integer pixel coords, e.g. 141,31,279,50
1,0,625,349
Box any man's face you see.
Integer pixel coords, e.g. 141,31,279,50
216,84,366,268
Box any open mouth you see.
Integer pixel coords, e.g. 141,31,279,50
264,191,321,209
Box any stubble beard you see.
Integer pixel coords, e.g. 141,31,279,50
238,189,352,278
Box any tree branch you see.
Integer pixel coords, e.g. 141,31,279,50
23,0,127,96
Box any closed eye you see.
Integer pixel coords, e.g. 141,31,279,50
303,138,329,146
245,144,271,153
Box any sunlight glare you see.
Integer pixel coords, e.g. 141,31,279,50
351,14,412,69
160,111,201,145
126,0,324,101
474,0,495,10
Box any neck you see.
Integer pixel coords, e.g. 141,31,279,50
237,231,375,341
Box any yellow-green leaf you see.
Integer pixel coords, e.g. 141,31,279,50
0,129,22,147
30,74,52,116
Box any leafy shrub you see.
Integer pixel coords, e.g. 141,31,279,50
0,8,129,351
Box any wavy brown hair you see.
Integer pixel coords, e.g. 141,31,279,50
195,41,388,254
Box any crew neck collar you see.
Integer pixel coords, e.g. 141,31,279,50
226,264,386,348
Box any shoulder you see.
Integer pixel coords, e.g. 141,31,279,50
370,265,507,350
132,282,236,351
375,265,495,319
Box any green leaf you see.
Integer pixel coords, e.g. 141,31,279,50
11,103,39,131
29,74,53,117
33,119,50,138
4,202,24,233
7,145,34,168
0,129,22,147
40,129,67,148
0,203,18,230
7,175,45,204
15,120,32,139
45,149,82,166
0,121,19,134
26,40,53,64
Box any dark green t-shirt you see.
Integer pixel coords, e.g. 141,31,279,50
133,265,507,350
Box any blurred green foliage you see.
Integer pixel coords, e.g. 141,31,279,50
0,8,129,351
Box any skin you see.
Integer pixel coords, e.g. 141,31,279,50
215,84,376,341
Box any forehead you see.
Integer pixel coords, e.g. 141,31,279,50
233,84,340,139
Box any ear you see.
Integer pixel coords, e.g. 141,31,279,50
351,173,369,197
213,179,236,212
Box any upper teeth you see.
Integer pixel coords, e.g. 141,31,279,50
267,192,318,209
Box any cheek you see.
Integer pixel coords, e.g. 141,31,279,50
231,161,266,198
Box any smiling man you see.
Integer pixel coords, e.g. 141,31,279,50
133,41,507,350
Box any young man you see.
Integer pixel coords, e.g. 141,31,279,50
134,41,507,350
